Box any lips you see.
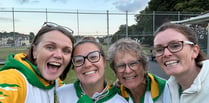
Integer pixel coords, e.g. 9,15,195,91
164,60,179,66
47,62,61,72
84,70,96,75
123,75,136,80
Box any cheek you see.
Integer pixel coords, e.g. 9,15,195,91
64,55,71,63
98,60,106,70
115,71,122,78
74,68,81,74
137,68,145,76
156,57,163,65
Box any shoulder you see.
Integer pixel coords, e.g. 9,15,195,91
0,69,26,85
148,73,166,84
56,83,76,96
105,94,128,103
57,83,74,92
0,69,27,103
56,83,78,103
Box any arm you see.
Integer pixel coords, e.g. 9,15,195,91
0,69,26,103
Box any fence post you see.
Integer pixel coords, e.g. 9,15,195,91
126,11,128,38
207,23,209,55
45,8,48,22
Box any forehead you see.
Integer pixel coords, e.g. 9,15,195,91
41,30,69,40
40,30,72,45
114,51,138,62
154,29,187,46
74,42,99,55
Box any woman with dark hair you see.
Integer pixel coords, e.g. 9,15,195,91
152,23,209,103
0,22,74,103
57,36,127,103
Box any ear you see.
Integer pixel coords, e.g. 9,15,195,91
32,45,37,59
192,44,200,59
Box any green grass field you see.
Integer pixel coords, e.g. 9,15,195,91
0,47,28,59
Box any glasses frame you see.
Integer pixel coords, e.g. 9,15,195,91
72,51,102,67
152,41,194,57
42,22,74,34
114,60,141,73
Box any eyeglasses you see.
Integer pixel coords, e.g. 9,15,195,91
42,22,74,34
72,51,102,67
114,60,141,73
152,41,194,57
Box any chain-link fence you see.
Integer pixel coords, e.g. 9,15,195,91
1,8,208,61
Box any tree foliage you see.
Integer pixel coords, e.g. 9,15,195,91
29,32,35,43
112,0,209,44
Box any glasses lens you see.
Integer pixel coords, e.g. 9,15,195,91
88,51,100,63
168,41,182,52
115,60,141,72
128,61,140,69
72,56,84,67
153,47,164,56
115,64,126,72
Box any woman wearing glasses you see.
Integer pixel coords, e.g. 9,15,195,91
57,37,127,103
108,38,170,103
0,22,74,103
153,23,209,103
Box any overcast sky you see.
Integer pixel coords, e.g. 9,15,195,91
0,0,150,36
0,0,149,12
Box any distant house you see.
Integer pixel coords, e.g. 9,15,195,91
0,33,30,47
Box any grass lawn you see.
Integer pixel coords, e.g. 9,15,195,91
0,47,28,59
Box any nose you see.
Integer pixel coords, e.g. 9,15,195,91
54,49,62,59
83,58,92,67
163,48,172,56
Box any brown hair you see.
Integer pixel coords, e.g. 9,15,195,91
73,36,105,62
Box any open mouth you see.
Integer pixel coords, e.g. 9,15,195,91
47,62,61,71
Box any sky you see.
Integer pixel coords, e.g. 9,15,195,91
0,0,150,36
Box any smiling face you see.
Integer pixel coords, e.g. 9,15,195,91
33,30,73,81
114,51,146,89
154,28,199,76
73,43,105,85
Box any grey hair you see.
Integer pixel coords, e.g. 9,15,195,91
107,38,148,72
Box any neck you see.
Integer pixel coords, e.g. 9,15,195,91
81,80,106,97
176,66,200,90
129,78,146,103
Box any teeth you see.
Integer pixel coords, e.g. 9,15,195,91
84,71,96,75
124,76,135,80
49,62,61,66
165,60,178,66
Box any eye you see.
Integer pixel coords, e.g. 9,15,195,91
169,42,181,49
63,48,72,54
89,55,98,61
155,47,164,53
46,45,55,51
129,62,138,67
115,64,125,69
73,57,84,64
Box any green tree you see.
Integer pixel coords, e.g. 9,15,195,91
29,32,35,43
